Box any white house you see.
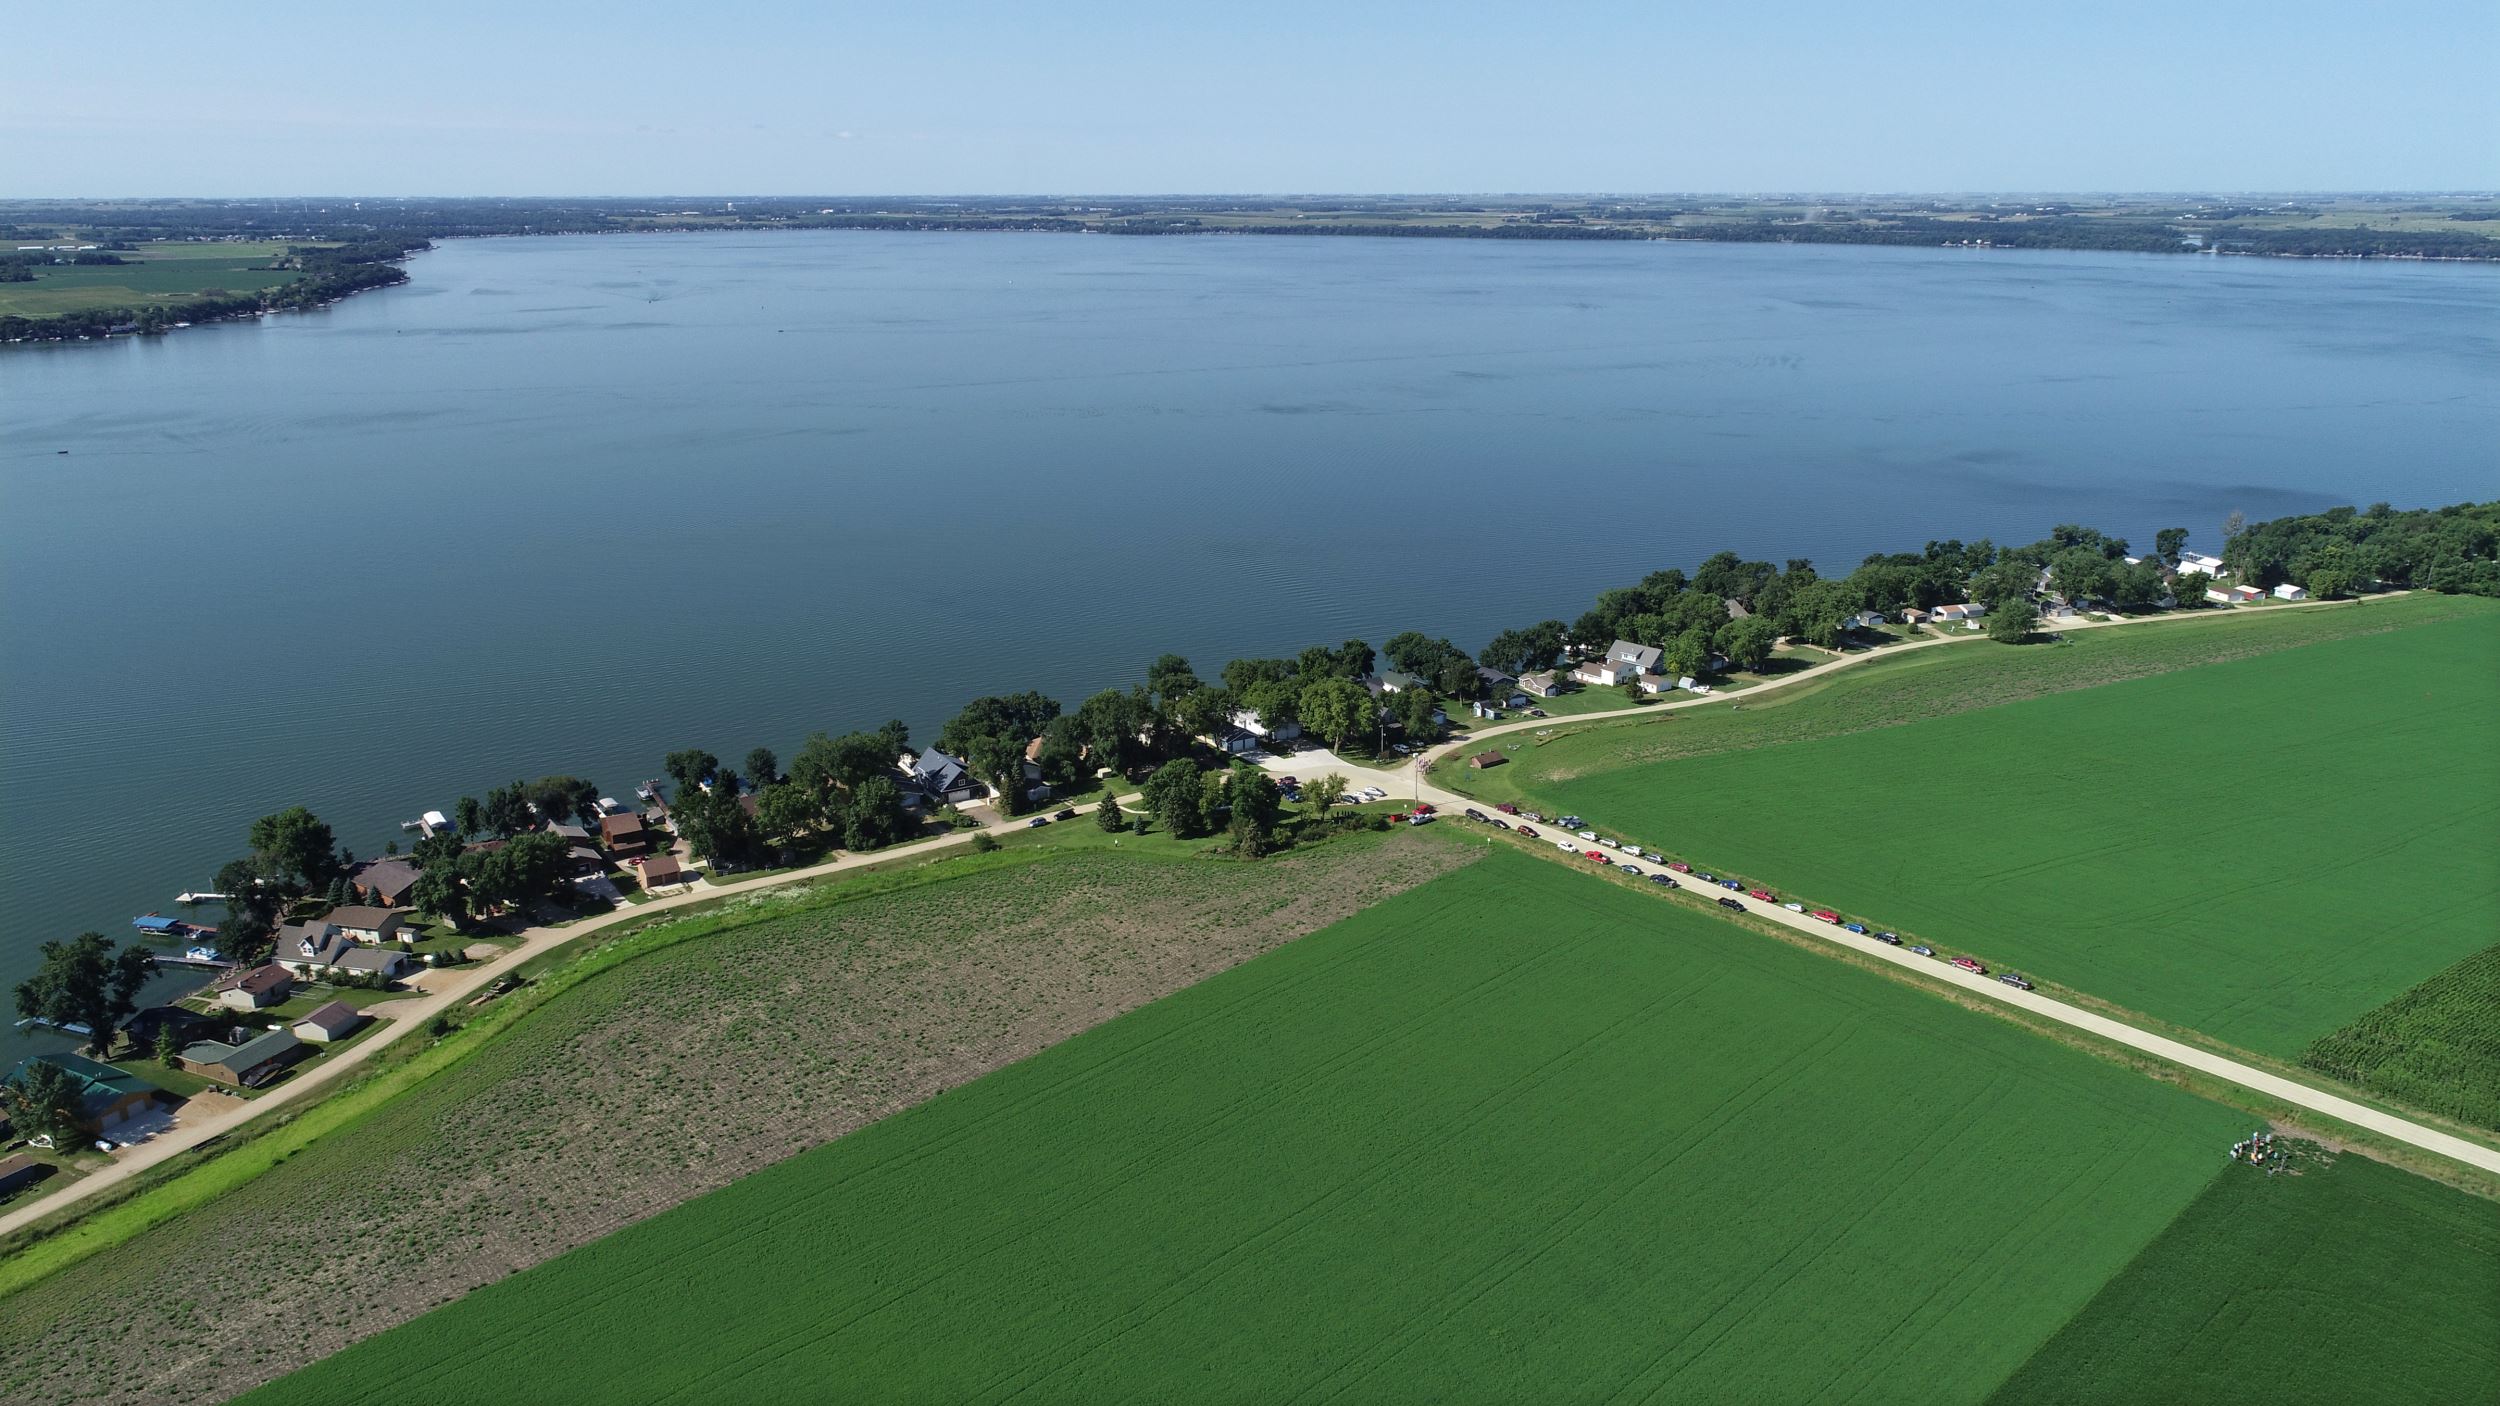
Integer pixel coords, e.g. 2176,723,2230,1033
1572,657,1629,687
2273,583,2308,601
1603,639,1663,677
1229,708,1301,743
2178,551,2228,579
1933,602,1987,623
1845,610,1886,631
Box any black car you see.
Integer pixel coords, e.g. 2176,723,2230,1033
1999,973,2035,991
1492,819,1512,830
1697,872,1717,884
1874,931,1903,946
1716,896,1744,911
1464,808,1486,821
1052,808,1077,821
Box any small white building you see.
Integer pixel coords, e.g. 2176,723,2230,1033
2178,552,2228,579
2273,583,2308,601
1933,602,1987,624
1229,708,1302,743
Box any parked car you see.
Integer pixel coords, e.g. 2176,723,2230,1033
1576,829,1598,841
1782,902,1805,913
1649,874,1679,888
1842,922,1867,935
1999,973,2034,990
1716,896,1745,911
1874,931,1903,946
1523,811,1545,823
1026,817,1050,828
1497,802,1520,815
1696,872,1717,884
1585,850,1611,864
1405,813,1433,826
1413,802,1436,815
1053,808,1077,821
1748,888,1775,901
1559,815,1584,828
1668,861,1692,874
1718,879,1742,891
1909,944,1935,957
1518,825,1540,838
1619,863,1643,876
1598,838,1619,850
1492,819,1512,830
1810,910,1841,924
1642,850,1664,863
1951,956,1987,974
1527,708,1548,718
1463,808,1485,821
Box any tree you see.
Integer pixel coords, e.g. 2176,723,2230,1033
524,775,601,828
1779,579,1857,649
453,795,485,839
1302,773,1348,814
1969,557,2037,611
1482,621,1568,675
1715,617,1780,673
247,806,339,890
1095,792,1125,832
1398,686,1443,742
1226,765,1284,856
1987,598,2039,642
410,860,472,929
663,749,719,791
1621,677,1644,702
2154,527,2189,568
1145,654,1201,703
1071,688,1153,777
1299,676,1373,753
941,690,1062,810
1143,760,1211,839
2222,509,2247,541
153,1023,182,1067
743,747,780,788
0,1060,87,1148
14,932,156,1057
481,782,535,839
753,783,820,841
841,776,913,851
1034,714,1092,790
672,781,760,869
2173,570,2212,607
1662,626,1715,682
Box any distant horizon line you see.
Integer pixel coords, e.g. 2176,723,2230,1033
8,190,2498,204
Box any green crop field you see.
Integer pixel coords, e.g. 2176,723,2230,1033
0,240,302,317
1477,598,2500,1076
247,852,2266,1405
1990,1150,2500,1405
2301,944,2500,1130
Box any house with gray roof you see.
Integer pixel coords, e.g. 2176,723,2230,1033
179,1028,306,1089
910,747,984,805
350,858,423,908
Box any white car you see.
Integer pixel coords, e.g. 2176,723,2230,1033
1554,838,1578,852
1576,829,1598,841
1361,787,1386,801
1642,850,1664,863
1598,838,1619,850
1619,863,1643,876
1783,902,1805,913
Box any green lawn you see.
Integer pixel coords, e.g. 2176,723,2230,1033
245,852,2252,1404
1457,597,2500,1072
1989,1151,2500,1405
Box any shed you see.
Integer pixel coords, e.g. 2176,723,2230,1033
640,854,690,888
1468,751,1508,769
292,1001,368,1043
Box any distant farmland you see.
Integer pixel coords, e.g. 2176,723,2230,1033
0,241,303,317
249,853,2266,1404
1523,600,2500,1073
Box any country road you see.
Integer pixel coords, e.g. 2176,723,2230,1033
1264,596,2500,1176
10,592,2479,1245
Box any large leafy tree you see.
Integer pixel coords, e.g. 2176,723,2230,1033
14,932,157,1057
523,775,602,828
1298,675,1373,754
247,806,339,890
1,1060,88,1147
1143,760,1211,839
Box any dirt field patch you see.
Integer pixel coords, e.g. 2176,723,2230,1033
0,834,1474,1406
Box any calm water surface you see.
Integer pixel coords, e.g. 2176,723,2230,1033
3,231,2495,1014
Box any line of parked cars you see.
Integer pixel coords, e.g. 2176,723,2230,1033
1459,801,2035,995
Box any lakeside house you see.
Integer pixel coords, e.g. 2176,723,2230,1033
2273,583,2308,600
3,1052,167,1138
179,1028,306,1089
213,963,295,1011
908,748,985,806
323,906,405,944
600,811,653,857
1370,670,1423,694
292,1001,368,1043
349,858,422,908
2178,551,2229,578
1603,640,1663,677
1475,665,1517,692
1212,725,1258,756
544,821,593,844
1846,610,1887,631
639,854,692,889
1230,708,1302,744
1933,603,1987,624
1723,598,1751,620
1518,671,1562,698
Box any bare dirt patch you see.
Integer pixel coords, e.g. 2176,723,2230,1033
0,834,1473,1406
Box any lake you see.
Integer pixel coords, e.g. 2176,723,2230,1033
2,230,2494,1016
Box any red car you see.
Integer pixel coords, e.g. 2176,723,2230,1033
1810,909,1841,924
1496,802,1520,815
1668,861,1693,874
1413,802,1436,815
1748,888,1776,902
1585,850,1611,863
1951,956,1988,974
1518,825,1540,838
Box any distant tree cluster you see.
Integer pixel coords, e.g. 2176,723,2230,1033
2223,501,2499,598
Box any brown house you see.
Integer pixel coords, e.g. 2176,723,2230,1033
600,811,651,857
639,854,690,888
179,1028,306,1089
213,963,295,1011
350,857,423,907
1468,751,1508,769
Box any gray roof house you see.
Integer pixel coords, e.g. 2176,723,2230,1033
292,1001,368,1043
1604,640,1663,676
911,748,984,805
335,947,416,982
323,906,405,943
350,857,423,907
180,1028,306,1089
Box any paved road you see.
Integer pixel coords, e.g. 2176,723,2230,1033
1268,598,2500,1176
0,791,1138,1240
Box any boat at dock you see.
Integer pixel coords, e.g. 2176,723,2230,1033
132,913,215,941
176,891,231,905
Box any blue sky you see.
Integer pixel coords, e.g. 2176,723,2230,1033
6,1,2493,195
